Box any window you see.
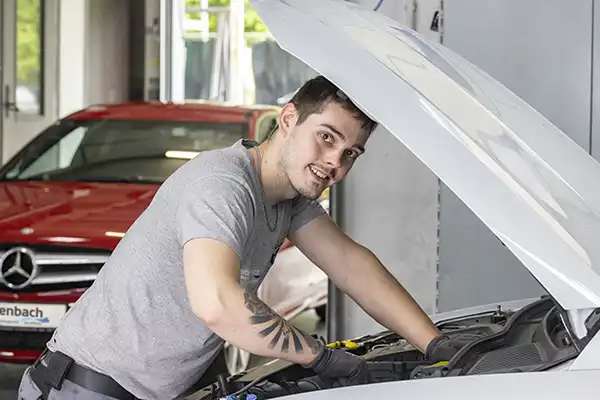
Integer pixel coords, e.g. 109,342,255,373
1,119,246,183
16,0,44,114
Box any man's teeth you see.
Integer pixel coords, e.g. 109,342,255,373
310,166,328,180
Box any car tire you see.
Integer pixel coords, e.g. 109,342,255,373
315,304,327,321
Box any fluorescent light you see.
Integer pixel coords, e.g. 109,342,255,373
43,237,88,243
165,151,200,159
105,231,125,238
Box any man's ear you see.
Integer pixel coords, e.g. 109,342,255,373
279,103,298,137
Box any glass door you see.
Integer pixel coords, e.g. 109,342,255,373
1,0,59,163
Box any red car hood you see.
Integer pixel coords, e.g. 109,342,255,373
0,181,158,249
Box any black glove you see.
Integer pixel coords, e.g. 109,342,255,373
425,334,474,363
305,346,371,387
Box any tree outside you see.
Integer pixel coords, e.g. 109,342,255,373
16,0,42,112
185,0,269,44
16,0,41,91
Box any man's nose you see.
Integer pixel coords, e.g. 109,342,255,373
324,148,345,166
323,151,342,172
324,156,346,181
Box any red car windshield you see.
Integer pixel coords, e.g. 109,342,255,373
0,119,247,183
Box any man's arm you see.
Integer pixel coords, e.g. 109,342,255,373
288,213,440,353
183,237,323,365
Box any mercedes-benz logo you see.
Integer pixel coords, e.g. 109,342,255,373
0,247,39,289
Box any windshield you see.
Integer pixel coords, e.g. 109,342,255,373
0,119,247,183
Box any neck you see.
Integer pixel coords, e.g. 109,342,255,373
252,141,297,205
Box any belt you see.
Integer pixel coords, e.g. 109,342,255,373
29,349,138,400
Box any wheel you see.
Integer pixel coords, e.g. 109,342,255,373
315,304,327,321
223,341,252,376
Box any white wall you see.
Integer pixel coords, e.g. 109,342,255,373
58,0,131,165
86,0,131,105
58,0,87,118
59,0,131,116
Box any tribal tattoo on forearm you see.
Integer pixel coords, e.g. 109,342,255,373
244,290,322,355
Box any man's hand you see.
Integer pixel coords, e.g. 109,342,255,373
305,347,371,387
425,334,474,363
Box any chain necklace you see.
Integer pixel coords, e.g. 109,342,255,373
253,147,279,232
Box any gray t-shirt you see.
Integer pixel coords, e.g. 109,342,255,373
47,139,326,399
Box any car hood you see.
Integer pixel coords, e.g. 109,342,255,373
0,181,157,248
250,0,600,313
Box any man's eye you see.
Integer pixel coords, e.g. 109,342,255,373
345,149,358,159
319,132,333,142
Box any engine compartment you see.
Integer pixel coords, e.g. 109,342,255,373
191,296,578,400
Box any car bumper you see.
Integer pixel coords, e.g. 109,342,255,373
0,289,83,364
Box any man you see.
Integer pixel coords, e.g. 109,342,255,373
18,76,467,400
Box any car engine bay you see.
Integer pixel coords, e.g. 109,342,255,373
191,296,579,400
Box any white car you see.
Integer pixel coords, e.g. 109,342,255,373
187,0,600,398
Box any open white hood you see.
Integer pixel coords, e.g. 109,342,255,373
250,0,600,315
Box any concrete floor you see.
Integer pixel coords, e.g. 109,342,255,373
0,310,325,398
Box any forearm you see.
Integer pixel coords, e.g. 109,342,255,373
205,283,323,365
336,247,440,353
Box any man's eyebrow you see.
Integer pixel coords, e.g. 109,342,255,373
320,123,366,153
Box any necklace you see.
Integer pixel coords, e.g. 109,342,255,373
253,147,279,232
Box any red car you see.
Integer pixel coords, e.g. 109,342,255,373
0,101,281,364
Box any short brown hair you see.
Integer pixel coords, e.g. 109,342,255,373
288,76,378,134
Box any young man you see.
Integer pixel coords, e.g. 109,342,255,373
18,76,468,400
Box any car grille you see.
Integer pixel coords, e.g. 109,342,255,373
0,328,53,350
0,244,110,292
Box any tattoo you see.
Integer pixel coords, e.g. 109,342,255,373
244,290,322,355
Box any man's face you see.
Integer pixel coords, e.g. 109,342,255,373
278,101,371,200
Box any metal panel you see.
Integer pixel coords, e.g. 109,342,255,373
592,2,600,159
438,0,593,312
332,127,439,340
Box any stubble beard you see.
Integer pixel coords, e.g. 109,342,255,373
278,134,325,201
278,140,314,200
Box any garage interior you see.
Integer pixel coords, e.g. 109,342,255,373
1,0,600,398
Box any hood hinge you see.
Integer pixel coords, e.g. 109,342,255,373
568,308,596,341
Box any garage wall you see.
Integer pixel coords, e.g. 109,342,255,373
58,0,87,118
58,0,132,166
437,0,594,312
59,0,131,116
332,127,440,340
86,0,131,105
591,2,600,159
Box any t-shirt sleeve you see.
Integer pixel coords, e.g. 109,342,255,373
287,196,327,235
176,175,255,259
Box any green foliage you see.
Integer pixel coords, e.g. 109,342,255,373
16,0,41,86
185,0,268,34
